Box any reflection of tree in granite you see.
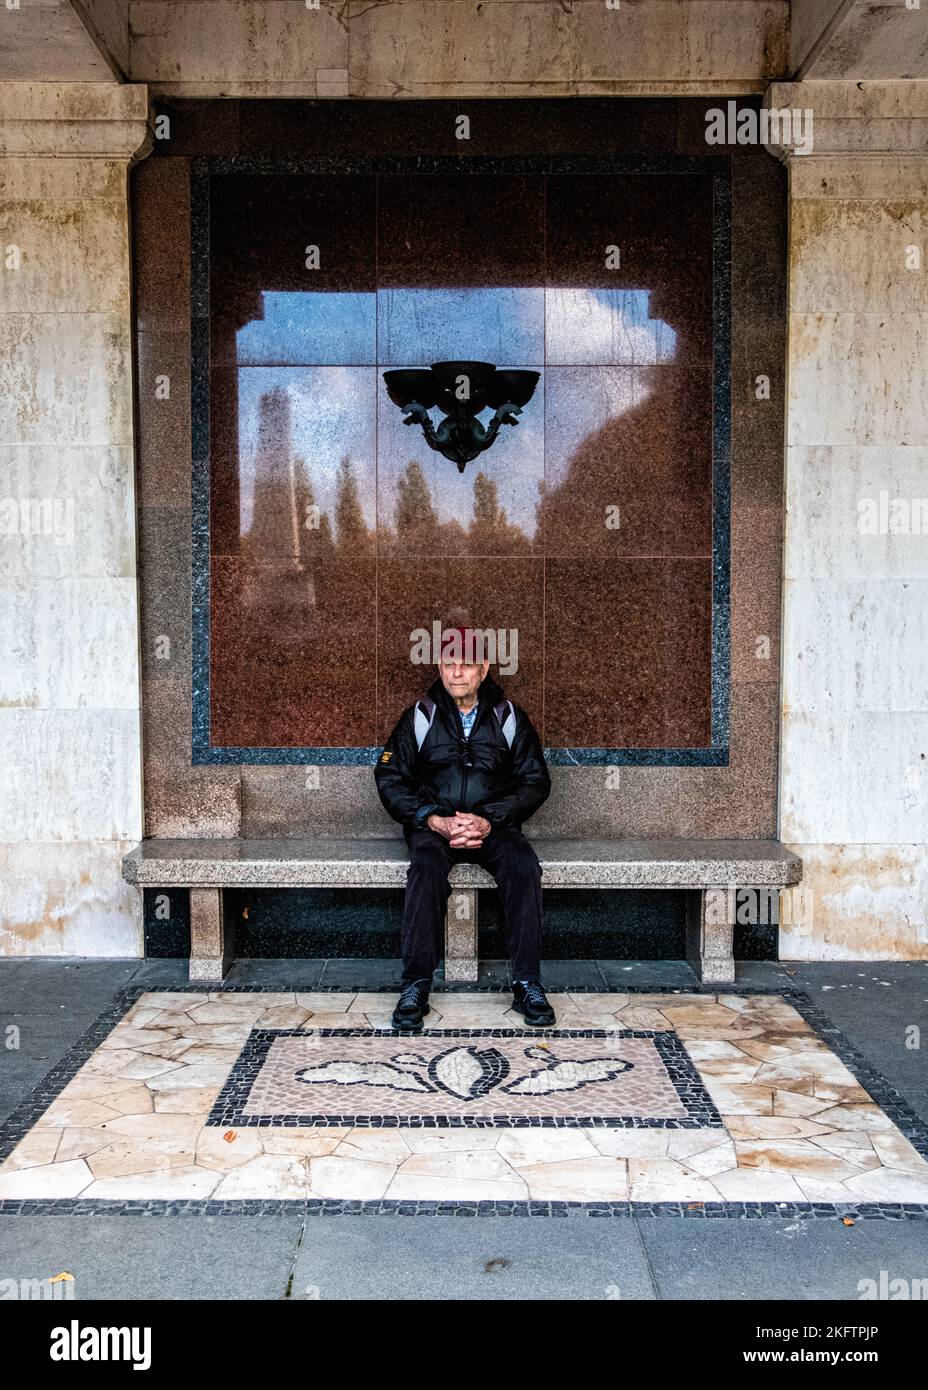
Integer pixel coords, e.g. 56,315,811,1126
395,459,437,540
335,455,373,553
468,470,532,555
293,455,333,564
389,458,464,553
242,386,318,642
379,458,532,555
472,470,501,531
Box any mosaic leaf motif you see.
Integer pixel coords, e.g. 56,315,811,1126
426,1046,510,1100
293,1043,634,1103
294,1059,434,1093
502,1047,634,1096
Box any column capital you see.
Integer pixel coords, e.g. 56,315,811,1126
762,79,928,165
0,83,152,162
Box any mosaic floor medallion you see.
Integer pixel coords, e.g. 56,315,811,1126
208,1029,721,1128
2,988,928,1216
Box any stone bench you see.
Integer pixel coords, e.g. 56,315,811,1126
122,837,802,987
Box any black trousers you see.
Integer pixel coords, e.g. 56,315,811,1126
401,824,544,984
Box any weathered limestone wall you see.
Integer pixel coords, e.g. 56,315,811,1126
128,0,789,97
772,82,928,960
0,83,151,954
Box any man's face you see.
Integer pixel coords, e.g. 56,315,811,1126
439,658,489,707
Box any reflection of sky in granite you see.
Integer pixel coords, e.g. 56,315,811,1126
235,288,675,537
237,293,376,366
378,288,543,365
236,287,675,367
546,290,676,366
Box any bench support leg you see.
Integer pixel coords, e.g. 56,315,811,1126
445,888,478,983
189,887,234,983
686,888,736,986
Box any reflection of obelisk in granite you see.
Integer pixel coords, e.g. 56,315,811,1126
244,386,316,637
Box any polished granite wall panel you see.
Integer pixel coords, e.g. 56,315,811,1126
376,557,545,745
240,766,391,840
541,364,713,560
142,885,191,958
132,157,189,335
210,554,379,749
202,158,720,756
135,332,192,508
236,97,680,159
543,559,713,750
378,174,546,288
132,150,243,839
142,680,241,838
728,153,785,692
138,507,191,682
133,100,786,844
545,173,714,360
219,886,698,961
528,683,779,841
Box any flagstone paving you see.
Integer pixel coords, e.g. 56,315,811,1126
2,989,928,1207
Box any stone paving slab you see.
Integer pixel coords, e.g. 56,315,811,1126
4,1209,928,1301
1,981,927,1215
288,1213,656,1300
638,1215,928,1301
0,1215,303,1300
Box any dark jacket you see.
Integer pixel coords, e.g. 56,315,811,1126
374,675,550,833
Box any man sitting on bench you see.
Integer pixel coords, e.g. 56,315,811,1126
375,623,554,1032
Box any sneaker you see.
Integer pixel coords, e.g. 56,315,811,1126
392,978,431,1031
511,979,556,1027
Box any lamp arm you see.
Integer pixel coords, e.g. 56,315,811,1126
401,402,440,451
480,401,523,449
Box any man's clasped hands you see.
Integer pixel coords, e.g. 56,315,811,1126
426,812,493,849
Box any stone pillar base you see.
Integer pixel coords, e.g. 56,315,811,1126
445,888,478,983
189,887,235,982
686,888,736,985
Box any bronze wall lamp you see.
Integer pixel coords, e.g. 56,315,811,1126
382,361,540,473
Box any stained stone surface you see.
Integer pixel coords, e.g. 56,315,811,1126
2,988,927,1210
123,837,803,889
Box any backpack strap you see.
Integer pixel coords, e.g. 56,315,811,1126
494,699,517,748
413,697,436,750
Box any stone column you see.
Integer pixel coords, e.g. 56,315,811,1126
766,82,928,960
0,84,152,954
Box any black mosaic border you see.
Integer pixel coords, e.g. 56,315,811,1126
2,982,927,1220
189,150,732,768
205,1026,722,1130
2,1198,926,1220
